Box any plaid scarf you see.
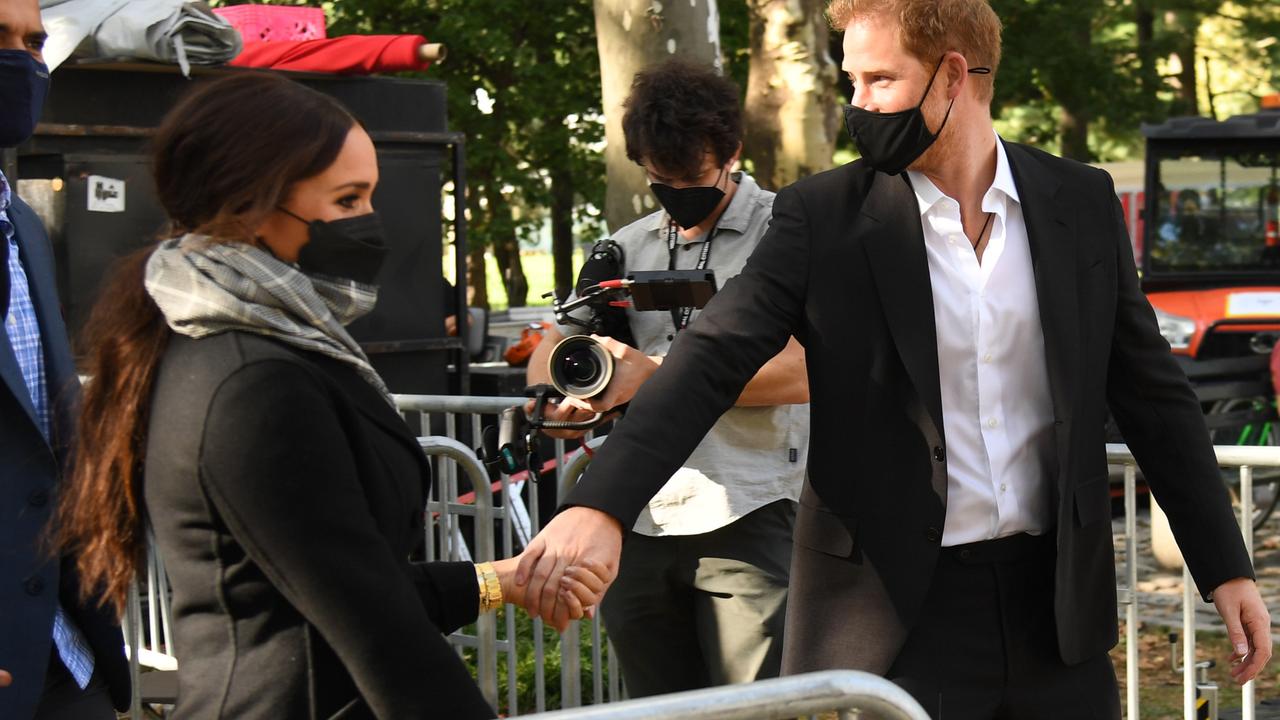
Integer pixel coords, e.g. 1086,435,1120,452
145,235,392,405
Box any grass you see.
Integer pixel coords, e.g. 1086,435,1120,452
443,249,583,312
1112,623,1280,717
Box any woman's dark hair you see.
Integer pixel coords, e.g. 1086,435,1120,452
56,72,358,614
621,59,743,180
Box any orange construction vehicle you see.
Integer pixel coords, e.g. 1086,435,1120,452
1113,100,1280,527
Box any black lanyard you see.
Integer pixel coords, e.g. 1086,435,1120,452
666,219,715,331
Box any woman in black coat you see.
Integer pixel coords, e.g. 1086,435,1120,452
55,73,605,720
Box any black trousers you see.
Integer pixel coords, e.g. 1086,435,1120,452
887,532,1121,720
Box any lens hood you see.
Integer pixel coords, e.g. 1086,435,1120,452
548,335,614,399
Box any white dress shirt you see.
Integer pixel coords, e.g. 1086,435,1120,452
907,134,1057,546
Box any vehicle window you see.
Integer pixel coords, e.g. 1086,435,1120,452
1150,150,1280,273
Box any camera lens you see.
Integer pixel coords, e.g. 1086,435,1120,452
562,349,600,384
548,336,614,399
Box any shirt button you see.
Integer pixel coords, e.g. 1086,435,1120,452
983,353,993,363
988,418,998,428
932,446,945,463
25,576,44,596
1000,483,1008,493
924,526,941,543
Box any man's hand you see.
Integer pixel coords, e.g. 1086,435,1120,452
493,556,610,627
0,669,11,687
522,397,595,440
516,506,624,632
1211,577,1272,684
562,335,660,414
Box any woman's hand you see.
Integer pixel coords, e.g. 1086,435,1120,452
491,556,611,632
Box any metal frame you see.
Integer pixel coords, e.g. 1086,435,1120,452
1111,442,1279,720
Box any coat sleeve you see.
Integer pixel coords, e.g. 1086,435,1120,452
1101,175,1254,600
198,360,493,720
565,183,812,528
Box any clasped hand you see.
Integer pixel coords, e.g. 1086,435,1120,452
510,506,625,632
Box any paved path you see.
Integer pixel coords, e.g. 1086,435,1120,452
1112,505,1280,636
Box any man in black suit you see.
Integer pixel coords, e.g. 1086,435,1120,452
0,1,129,717
517,0,1271,716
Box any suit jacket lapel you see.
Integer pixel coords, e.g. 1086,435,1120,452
858,171,945,441
1005,142,1079,491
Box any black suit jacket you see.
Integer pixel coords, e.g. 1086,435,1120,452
144,332,494,719
0,196,130,718
567,142,1254,672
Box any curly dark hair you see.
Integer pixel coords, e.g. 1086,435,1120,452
622,59,743,180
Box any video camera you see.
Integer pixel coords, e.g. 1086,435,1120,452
487,239,717,478
545,238,717,399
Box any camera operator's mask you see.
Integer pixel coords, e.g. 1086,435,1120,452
0,50,49,148
649,164,729,230
277,206,390,286
842,56,990,176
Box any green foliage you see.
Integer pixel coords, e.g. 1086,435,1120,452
462,610,613,714
991,0,1280,161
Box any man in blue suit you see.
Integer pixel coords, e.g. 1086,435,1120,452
0,1,129,717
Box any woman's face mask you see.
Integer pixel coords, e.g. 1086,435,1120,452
277,207,390,286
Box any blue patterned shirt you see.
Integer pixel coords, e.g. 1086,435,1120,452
2,171,95,688
2,170,49,441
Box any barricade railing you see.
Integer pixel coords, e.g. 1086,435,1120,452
524,670,929,720
395,394,619,715
1112,443,1280,720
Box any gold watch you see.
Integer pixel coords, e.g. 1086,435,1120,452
475,562,503,613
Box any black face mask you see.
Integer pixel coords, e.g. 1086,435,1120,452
650,166,729,230
0,50,49,148
842,58,991,176
278,207,390,285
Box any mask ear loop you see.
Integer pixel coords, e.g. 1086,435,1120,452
926,62,996,137
276,206,311,226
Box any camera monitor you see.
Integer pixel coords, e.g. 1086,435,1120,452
626,270,717,311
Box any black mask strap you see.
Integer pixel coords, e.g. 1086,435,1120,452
922,61,993,137
277,206,311,226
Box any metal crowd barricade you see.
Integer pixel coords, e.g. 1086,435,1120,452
526,670,929,720
1113,443,1280,720
395,394,619,715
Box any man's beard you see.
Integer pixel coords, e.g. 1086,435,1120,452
907,92,959,175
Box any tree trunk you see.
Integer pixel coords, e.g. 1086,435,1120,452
1053,10,1092,162
1170,12,1200,117
550,165,576,300
593,0,722,232
743,0,839,191
1059,106,1090,162
485,183,529,308
467,244,489,310
1135,0,1157,119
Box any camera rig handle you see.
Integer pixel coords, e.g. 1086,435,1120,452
550,280,632,335
524,383,606,431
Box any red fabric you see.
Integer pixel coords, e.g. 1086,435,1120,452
229,35,431,75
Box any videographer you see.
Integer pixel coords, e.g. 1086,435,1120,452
525,59,809,697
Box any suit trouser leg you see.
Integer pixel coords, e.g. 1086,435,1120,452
600,500,794,698
887,533,1119,720
688,499,793,687
31,649,115,720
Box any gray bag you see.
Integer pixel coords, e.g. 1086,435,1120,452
40,0,241,75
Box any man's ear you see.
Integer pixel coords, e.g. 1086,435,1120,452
944,51,969,100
